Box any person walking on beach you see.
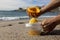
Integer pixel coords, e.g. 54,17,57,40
27,0,60,33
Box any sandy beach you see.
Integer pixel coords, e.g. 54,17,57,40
0,19,60,40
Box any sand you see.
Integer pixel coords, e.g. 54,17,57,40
0,20,60,40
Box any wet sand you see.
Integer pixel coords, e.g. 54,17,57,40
0,20,60,40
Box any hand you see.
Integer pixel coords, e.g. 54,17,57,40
26,6,41,18
41,18,57,33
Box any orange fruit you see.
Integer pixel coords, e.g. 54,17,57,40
27,6,40,17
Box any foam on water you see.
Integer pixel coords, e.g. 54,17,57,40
0,16,56,21
0,17,20,20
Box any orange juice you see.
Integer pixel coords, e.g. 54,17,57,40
28,30,40,35
25,22,42,36
29,18,38,24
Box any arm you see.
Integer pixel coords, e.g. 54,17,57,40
40,0,60,15
54,15,60,25
27,0,60,18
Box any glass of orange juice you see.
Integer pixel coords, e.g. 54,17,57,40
25,22,42,36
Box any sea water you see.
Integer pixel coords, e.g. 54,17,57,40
0,11,59,20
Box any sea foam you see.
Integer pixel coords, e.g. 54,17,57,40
0,16,56,21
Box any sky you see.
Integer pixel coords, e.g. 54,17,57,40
0,0,50,10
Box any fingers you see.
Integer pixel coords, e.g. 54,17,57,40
41,18,57,33
41,20,57,32
28,12,38,18
41,19,47,26
31,13,34,17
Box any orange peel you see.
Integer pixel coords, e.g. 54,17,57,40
27,6,40,14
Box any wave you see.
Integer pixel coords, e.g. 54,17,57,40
0,16,29,21
0,16,56,21
39,15,56,18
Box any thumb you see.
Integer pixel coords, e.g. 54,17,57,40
41,19,47,26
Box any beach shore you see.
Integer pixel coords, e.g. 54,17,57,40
0,19,60,40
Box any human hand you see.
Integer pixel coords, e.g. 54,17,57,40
41,18,57,33
26,6,41,18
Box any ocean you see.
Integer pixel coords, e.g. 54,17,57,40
0,11,59,20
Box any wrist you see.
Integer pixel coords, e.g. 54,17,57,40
40,7,49,15
50,15,60,25
38,8,45,16
54,16,60,25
